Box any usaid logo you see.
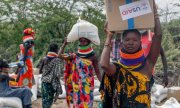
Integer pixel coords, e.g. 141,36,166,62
121,6,141,15
119,0,152,20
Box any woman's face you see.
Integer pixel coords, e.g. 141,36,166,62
79,38,90,46
122,32,141,53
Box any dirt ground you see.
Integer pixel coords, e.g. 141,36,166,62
32,98,99,108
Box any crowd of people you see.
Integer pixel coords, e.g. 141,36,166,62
0,1,168,108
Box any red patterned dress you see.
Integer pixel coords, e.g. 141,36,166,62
18,43,34,88
64,54,94,108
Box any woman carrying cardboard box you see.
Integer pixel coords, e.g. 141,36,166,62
99,0,162,108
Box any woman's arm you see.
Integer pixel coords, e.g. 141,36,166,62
58,39,68,58
100,22,116,76
160,47,168,75
92,55,102,81
147,1,162,67
160,46,168,87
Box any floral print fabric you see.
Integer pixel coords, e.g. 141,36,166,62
64,56,94,108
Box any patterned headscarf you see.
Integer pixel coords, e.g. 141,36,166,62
23,28,35,43
23,28,35,35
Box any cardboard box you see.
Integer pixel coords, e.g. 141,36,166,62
105,0,155,32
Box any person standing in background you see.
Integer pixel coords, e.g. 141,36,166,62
110,30,168,88
110,33,122,62
17,28,35,88
39,43,63,108
100,2,162,107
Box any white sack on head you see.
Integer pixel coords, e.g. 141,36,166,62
67,19,100,45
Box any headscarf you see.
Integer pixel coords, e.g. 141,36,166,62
23,28,35,43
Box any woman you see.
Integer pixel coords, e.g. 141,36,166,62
100,2,162,108
58,38,102,108
18,28,35,88
39,43,63,108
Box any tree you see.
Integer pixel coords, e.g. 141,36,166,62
0,0,106,66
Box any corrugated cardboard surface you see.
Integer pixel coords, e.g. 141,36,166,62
105,0,155,32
